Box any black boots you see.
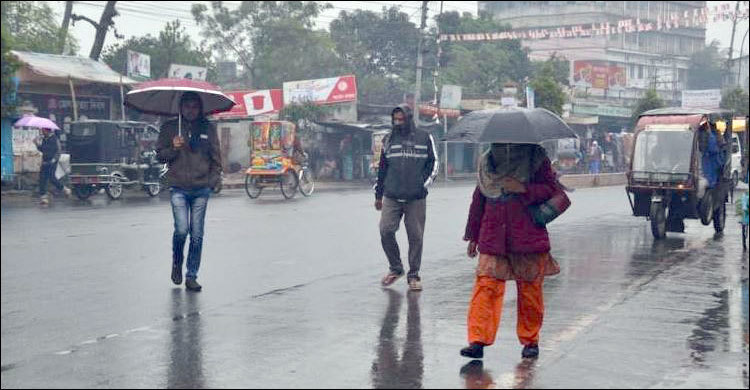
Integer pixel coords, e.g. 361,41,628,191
460,343,484,359
521,344,539,359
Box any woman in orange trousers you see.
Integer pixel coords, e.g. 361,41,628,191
460,143,561,359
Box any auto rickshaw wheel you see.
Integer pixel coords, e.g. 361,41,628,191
245,175,262,199
713,202,726,233
280,170,299,199
106,174,124,200
650,202,667,239
144,183,160,197
73,185,94,200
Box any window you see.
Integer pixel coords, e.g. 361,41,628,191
638,65,644,79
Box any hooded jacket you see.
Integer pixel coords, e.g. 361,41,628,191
374,104,439,201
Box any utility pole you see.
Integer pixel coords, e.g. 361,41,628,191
726,1,742,82
414,0,429,124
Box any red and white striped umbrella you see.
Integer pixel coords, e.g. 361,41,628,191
124,78,236,117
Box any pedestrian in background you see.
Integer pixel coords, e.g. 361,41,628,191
588,140,602,174
35,127,71,205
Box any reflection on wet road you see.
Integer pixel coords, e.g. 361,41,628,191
1,185,747,388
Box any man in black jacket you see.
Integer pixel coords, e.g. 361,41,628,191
35,128,71,205
374,104,438,291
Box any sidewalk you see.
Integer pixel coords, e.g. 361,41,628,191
1,172,630,198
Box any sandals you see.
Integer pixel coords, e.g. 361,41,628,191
380,271,404,287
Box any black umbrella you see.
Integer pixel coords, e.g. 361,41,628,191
442,108,577,144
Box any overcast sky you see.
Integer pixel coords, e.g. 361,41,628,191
48,1,750,60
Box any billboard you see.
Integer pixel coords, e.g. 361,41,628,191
212,90,283,119
127,50,150,79
681,89,721,109
573,61,626,89
283,75,357,105
168,64,207,80
440,84,462,109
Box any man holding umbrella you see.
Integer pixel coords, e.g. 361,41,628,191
127,78,233,292
14,115,72,205
156,92,223,292
35,126,72,205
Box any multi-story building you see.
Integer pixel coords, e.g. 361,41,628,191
479,1,707,132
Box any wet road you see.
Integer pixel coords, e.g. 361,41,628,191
2,184,748,388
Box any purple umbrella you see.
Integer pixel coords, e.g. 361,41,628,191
13,115,60,130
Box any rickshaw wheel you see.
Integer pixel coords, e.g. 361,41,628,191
713,202,726,233
73,185,94,200
106,174,124,200
280,170,299,199
650,202,667,239
245,175,262,199
298,168,314,197
144,183,160,197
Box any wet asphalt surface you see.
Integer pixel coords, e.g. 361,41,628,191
1,183,748,388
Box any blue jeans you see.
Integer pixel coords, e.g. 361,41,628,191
171,187,211,280
589,160,601,174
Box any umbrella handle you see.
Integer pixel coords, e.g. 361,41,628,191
178,114,182,138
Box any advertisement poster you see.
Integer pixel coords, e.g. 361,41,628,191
168,64,207,80
127,50,151,79
283,75,357,105
573,61,626,89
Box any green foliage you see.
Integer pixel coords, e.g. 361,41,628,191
192,1,338,87
434,11,531,95
2,23,20,117
102,20,216,81
1,1,78,54
531,53,569,86
250,20,344,88
687,40,724,90
329,6,417,104
631,89,664,123
279,101,333,133
720,87,750,116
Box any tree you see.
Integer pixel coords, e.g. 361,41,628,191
2,23,20,117
102,20,216,81
434,12,531,95
279,101,333,134
631,89,664,123
329,6,418,104
58,1,73,54
524,56,568,115
531,53,569,86
250,20,345,88
720,87,749,116
72,0,121,60
192,1,338,88
1,1,78,54
687,40,724,90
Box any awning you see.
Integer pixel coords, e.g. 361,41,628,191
12,50,136,86
314,120,387,133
